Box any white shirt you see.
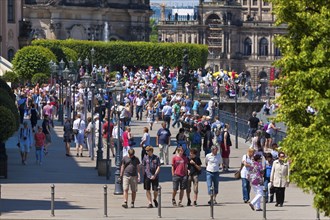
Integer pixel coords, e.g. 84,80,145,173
73,118,86,133
141,132,150,146
112,126,123,139
205,153,222,173
162,105,172,116
240,154,253,178
135,97,145,106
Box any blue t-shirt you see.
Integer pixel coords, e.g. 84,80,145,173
157,128,171,145
192,100,200,111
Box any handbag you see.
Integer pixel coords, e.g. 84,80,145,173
234,163,244,179
73,119,82,135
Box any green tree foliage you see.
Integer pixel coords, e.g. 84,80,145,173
32,39,208,69
149,18,159,43
0,78,19,142
31,73,49,85
270,0,330,216
0,106,17,143
12,46,57,81
2,71,19,84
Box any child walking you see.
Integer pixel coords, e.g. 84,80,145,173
34,126,46,165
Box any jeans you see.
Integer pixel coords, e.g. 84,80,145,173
264,178,270,201
242,178,251,201
136,106,143,120
171,113,180,128
35,147,44,163
206,171,219,195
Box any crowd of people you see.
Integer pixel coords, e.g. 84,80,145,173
13,64,288,211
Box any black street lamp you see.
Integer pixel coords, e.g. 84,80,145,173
91,48,95,79
57,59,65,124
234,78,240,149
68,59,81,120
112,81,125,195
96,77,106,169
90,82,96,161
106,85,113,180
48,60,54,86
61,66,70,125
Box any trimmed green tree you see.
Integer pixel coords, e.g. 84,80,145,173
271,0,330,216
31,73,49,85
2,71,19,84
12,46,57,81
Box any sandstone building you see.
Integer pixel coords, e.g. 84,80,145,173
157,0,287,84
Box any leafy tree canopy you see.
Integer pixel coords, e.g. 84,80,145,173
12,46,57,81
271,0,330,216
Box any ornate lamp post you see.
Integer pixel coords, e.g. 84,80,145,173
81,72,92,121
91,47,96,79
96,76,106,168
57,59,65,124
113,81,125,195
61,66,70,125
48,60,54,86
68,59,81,120
106,85,113,180
90,82,96,161
234,78,240,149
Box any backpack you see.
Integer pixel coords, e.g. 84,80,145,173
192,132,202,145
263,123,269,131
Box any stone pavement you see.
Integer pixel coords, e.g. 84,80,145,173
1,118,328,220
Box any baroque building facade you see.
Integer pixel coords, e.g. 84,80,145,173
22,0,153,42
0,0,23,62
157,0,287,85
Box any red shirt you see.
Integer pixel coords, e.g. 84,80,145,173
102,121,114,139
122,131,129,147
172,155,188,177
34,132,46,147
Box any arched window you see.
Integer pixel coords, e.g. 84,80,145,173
7,0,15,22
259,38,268,56
8,49,15,62
244,37,252,56
274,47,281,56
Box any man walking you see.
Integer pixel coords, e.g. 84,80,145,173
246,111,260,142
171,147,188,207
120,149,141,208
73,114,86,157
156,122,171,165
142,146,161,208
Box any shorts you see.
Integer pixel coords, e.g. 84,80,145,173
75,133,84,145
20,143,30,153
172,175,187,191
265,132,271,139
45,134,52,144
64,136,71,143
187,175,199,194
123,176,138,192
144,176,159,191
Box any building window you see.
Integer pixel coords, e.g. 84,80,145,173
253,0,258,6
274,47,281,56
259,37,268,56
7,0,15,23
263,1,269,6
244,37,252,56
8,49,15,62
243,0,247,5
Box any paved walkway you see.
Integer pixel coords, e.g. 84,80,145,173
1,118,327,220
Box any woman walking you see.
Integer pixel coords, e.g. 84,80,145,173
140,127,150,160
247,154,264,211
29,103,39,132
270,152,290,207
220,124,232,171
34,126,46,165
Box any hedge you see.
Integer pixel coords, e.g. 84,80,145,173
31,73,49,85
0,106,17,143
32,39,208,70
2,71,19,84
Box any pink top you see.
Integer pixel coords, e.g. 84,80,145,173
122,131,129,147
43,105,53,118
